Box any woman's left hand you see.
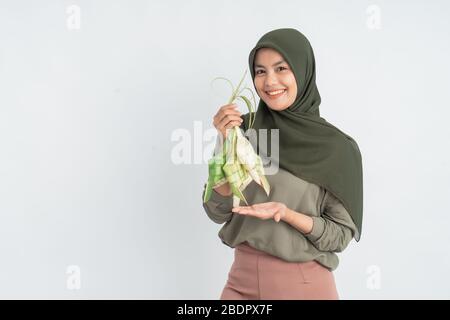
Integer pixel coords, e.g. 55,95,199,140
231,202,288,223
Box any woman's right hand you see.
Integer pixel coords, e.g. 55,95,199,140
213,103,243,139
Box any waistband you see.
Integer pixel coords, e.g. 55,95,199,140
235,241,272,256
235,241,325,269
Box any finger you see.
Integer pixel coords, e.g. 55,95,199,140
218,113,243,126
218,109,242,121
224,121,243,130
217,107,238,118
220,103,238,111
232,207,244,213
214,105,240,122
257,202,275,208
274,213,280,222
235,207,254,215
222,105,239,113
217,116,243,130
251,204,271,211
245,209,260,216
222,108,241,115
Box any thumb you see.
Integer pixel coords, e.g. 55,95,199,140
274,213,280,223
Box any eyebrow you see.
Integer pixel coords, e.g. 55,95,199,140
254,60,287,69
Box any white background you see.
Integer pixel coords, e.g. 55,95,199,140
0,0,449,299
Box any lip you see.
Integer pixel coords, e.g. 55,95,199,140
265,89,287,99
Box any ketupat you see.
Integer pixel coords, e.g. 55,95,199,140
203,69,270,207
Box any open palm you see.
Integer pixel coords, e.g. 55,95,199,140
232,202,287,222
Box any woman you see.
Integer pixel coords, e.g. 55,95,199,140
202,28,363,300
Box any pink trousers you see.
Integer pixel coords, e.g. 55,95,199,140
220,241,339,300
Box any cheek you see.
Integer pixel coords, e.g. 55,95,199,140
287,76,297,96
289,83,297,97
254,78,264,93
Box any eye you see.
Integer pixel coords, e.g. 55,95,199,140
255,66,287,75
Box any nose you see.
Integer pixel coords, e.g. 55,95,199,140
265,71,279,87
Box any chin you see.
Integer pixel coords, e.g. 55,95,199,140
265,102,290,111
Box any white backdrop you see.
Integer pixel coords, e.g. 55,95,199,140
0,0,449,299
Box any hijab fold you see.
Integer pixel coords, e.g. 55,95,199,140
241,28,363,241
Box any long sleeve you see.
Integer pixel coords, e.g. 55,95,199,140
304,188,357,253
202,183,234,224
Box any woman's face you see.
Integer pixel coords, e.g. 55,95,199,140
253,47,297,111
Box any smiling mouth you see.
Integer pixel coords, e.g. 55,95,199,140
265,89,286,99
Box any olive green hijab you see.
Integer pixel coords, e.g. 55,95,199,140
241,28,363,241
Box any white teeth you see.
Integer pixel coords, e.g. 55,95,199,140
267,89,285,95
